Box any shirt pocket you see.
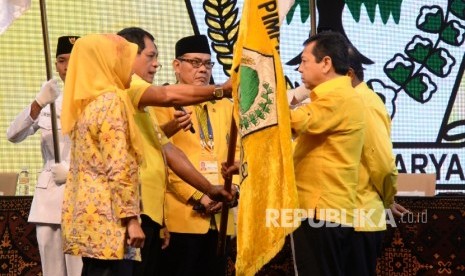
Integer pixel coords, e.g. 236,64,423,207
36,171,51,189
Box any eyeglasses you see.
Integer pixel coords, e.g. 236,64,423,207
177,58,215,69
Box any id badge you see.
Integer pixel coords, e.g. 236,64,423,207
199,151,220,185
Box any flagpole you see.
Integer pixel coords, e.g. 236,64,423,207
39,0,60,163
310,0,316,35
217,117,237,256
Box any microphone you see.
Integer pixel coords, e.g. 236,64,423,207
174,106,195,134
163,83,195,134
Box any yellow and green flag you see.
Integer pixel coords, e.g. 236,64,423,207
231,0,299,275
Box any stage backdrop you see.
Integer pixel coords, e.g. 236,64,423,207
0,0,464,190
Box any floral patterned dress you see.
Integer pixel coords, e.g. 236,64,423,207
61,92,141,260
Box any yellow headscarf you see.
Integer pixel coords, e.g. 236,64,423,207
61,34,143,161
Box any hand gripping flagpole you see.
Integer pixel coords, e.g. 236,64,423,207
39,0,60,163
217,117,237,256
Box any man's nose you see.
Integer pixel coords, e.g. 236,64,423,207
154,61,162,72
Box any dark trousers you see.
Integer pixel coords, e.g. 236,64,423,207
160,230,229,276
133,214,163,276
347,230,385,276
292,218,354,276
81,257,134,276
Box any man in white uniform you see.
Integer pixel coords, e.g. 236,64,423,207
6,36,83,276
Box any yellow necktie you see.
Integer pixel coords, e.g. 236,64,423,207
195,104,210,148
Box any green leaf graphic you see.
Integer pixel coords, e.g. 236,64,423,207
255,109,265,120
406,41,433,63
241,117,250,130
345,0,364,22
378,0,403,23
345,0,403,24
385,62,413,86
450,0,465,20
440,21,463,45
425,49,449,76
286,0,310,24
418,8,444,33
405,75,428,102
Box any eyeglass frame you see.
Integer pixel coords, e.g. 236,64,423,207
176,57,215,69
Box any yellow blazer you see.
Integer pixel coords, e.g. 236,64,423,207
153,99,238,235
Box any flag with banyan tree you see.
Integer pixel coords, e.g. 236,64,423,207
231,0,299,275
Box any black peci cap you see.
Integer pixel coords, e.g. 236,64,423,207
175,35,211,57
56,36,80,57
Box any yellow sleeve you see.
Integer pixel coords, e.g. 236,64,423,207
153,106,198,203
147,107,169,146
127,75,151,110
290,94,345,136
363,98,398,208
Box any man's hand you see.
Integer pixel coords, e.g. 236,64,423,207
125,217,145,248
160,110,193,138
173,110,193,132
161,227,170,250
390,202,409,218
199,195,223,214
35,79,60,107
221,161,239,180
206,185,235,203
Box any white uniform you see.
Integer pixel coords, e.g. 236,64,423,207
6,93,82,276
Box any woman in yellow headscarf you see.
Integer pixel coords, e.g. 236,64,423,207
60,34,145,276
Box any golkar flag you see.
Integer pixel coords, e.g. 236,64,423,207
0,0,31,34
231,0,299,275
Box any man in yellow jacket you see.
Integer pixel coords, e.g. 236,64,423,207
290,31,365,276
154,34,237,276
117,27,235,276
346,46,407,276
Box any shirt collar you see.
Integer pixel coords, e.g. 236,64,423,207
355,81,369,91
132,73,144,82
311,76,352,100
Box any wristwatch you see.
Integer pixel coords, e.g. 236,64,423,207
213,85,224,99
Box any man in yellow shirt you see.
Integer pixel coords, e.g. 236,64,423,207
346,47,407,276
289,31,365,276
153,34,237,276
117,28,235,276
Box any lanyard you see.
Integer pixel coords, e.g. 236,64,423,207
196,106,214,151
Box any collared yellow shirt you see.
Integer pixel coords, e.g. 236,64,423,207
127,74,169,226
355,82,398,231
290,76,365,226
153,99,237,235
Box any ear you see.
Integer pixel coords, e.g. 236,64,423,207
321,56,332,74
347,68,355,79
172,59,181,74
